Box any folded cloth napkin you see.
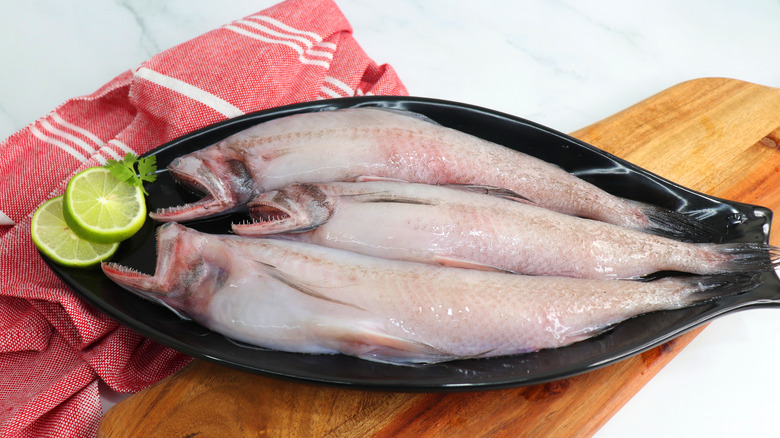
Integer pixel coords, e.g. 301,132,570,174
0,1,407,436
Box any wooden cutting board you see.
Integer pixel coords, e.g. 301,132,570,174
98,78,780,438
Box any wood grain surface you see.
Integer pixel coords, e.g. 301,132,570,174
98,78,780,438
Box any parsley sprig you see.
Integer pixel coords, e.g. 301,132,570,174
105,153,158,195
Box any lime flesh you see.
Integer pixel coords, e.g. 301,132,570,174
31,196,119,267
63,167,146,244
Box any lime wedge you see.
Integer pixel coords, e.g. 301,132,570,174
31,196,119,267
63,167,146,244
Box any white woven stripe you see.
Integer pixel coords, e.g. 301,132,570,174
108,139,134,154
39,119,97,156
246,15,324,41
224,16,333,68
223,25,331,69
305,48,333,59
236,19,316,48
50,113,106,148
234,19,333,62
29,125,88,162
323,76,354,95
100,146,122,160
319,86,342,99
316,41,337,50
134,67,244,118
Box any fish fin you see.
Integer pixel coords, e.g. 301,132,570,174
637,204,721,243
325,325,455,365
708,243,780,273
678,272,763,305
561,324,617,346
564,273,763,345
153,298,193,321
355,175,410,183
358,107,441,125
440,184,535,204
432,255,517,274
254,261,365,311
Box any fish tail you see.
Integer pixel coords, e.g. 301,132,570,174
708,243,780,273
678,272,763,306
638,204,721,242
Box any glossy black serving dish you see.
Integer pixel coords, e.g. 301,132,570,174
42,96,779,391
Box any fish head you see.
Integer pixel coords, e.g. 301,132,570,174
150,148,255,222
101,223,229,317
232,183,335,236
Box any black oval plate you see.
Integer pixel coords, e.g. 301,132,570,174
43,96,780,391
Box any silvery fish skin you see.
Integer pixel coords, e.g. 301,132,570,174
231,181,780,279
151,107,712,241
101,223,758,365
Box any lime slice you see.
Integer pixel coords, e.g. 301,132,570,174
31,196,119,267
63,167,146,244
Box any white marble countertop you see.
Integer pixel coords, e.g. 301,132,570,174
3,1,780,436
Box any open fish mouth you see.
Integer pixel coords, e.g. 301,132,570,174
101,223,180,294
102,262,159,294
251,202,293,223
149,157,236,222
155,175,218,218
102,260,195,320
232,197,305,236
232,185,336,236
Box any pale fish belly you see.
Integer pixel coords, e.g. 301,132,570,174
102,224,759,365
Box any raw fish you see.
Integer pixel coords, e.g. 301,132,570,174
151,108,713,241
232,181,780,279
102,223,759,364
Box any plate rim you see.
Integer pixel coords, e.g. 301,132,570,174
42,95,780,391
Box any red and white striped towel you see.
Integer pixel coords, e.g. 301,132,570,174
0,1,407,436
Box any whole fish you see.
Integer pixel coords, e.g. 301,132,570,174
102,223,758,364
151,107,713,241
231,181,780,279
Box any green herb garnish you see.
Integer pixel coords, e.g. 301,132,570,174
105,153,158,196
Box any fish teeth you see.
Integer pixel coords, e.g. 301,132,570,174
155,204,195,214
104,263,146,276
232,219,264,226
170,173,209,193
